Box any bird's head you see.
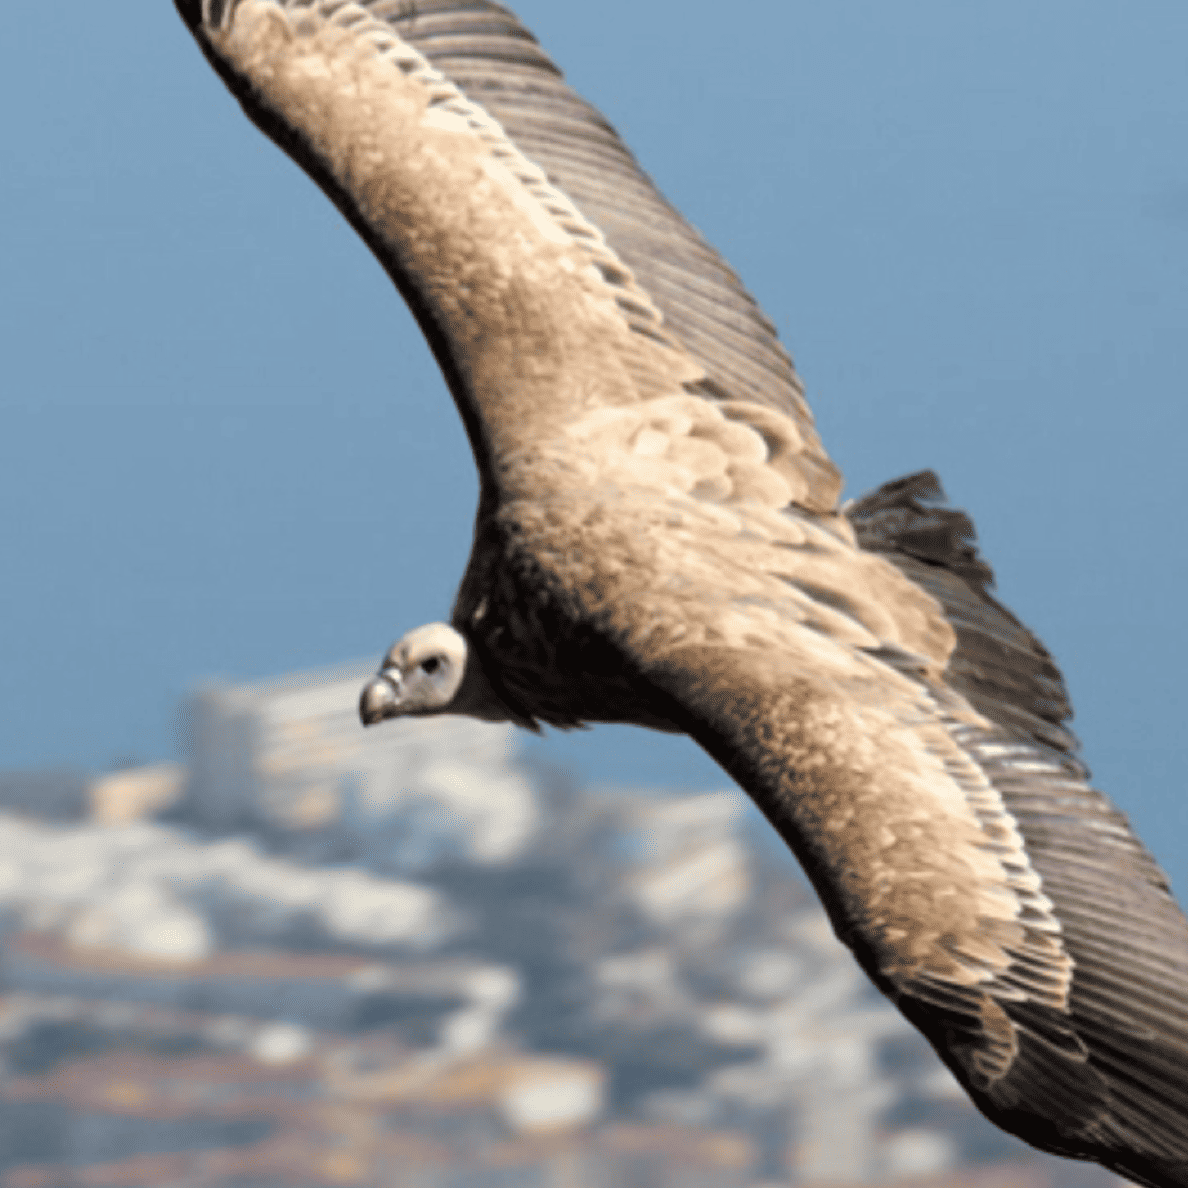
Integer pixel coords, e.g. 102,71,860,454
359,622,468,726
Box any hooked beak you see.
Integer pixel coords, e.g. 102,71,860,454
359,669,404,726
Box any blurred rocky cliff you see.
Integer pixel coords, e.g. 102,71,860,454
0,662,1123,1188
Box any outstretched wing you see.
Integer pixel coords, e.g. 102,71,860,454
174,0,841,510
848,475,1188,1180
503,431,1188,1183
177,3,1188,1182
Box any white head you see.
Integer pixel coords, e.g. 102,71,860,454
359,622,468,725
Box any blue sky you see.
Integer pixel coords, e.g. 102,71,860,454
5,4,1188,888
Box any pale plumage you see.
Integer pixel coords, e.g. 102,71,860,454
176,3,1188,1183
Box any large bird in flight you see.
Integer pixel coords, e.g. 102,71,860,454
176,2,1188,1182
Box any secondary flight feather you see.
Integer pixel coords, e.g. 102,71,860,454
175,2,1188,1182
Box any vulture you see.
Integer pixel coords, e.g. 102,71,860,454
175,1,1188,1182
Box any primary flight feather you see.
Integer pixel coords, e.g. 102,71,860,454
175,2,1188,1182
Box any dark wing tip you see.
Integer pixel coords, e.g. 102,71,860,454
177,0,233,33
851,474,1188,1180
846,469,994,589
847,470,1081,759
174,0,202,31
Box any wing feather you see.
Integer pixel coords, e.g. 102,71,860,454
858,479,1188,1180
178,0,841,509
629,474,1188,1185
848,472,1082,759
499,455,1188,1181
392,1,844,503
405,14,815,411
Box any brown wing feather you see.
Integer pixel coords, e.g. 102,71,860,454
845,475,1188,1184
486,456,1188,1184
633,475,1188,1188
174,0,842,511
847,471,1082,761
386,2,823,425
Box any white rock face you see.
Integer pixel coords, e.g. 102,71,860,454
621,792,750,929
0,815,455,958
0,668,1024,1181
67,881,213,961
881,1128,958,1179
251,1022,313,1065
89,762,184,823
184,664,538,869
316,867,448,947
498,1060,605,1134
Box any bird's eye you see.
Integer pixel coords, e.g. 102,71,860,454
421,656,441,675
